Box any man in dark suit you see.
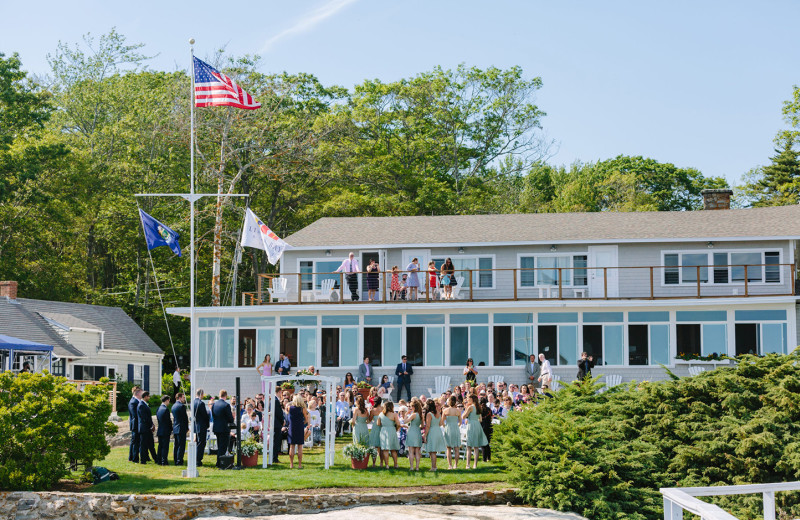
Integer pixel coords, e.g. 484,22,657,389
211,389,235,466
577,351,596,381
272,395,284,463
395,355,413,401
194,389,209,466
137,391,157,464
172,392,188,465
156,395,172,465
275,352,291,376
128,386,141,462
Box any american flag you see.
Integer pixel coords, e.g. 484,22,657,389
193,56,261,110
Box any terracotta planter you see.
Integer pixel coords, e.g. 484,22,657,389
242,453,259,467
351,456,369,470
357,387,371,400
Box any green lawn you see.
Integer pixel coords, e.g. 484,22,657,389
89,436,507,494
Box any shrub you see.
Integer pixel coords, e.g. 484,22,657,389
0,371,117,490
493,352,800,520
240,438,263,457
114,376,134,413
161,370,190,398
342,442,377,461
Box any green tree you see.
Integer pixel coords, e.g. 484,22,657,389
745,134,800,206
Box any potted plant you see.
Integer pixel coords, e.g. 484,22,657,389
240,438,262,467
355,380,372,399
342,442,377,470
280,381,295,397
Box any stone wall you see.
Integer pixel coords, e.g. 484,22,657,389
0,488,520,520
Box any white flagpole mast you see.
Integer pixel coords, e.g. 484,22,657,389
186,38,199,479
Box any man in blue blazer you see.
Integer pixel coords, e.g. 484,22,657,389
193,389,210,466
137,391,157,464
395,355,413,401
156,395,172,465
172,392,189,465
128,386,141,463
212,389,235,466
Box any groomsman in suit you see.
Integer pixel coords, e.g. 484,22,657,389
172,392,188,465
272,395,284,463
395,355,413,401
194,389,210,466
212,389,235,466
128,386,141,462
525,354,541,389
275,352,291,376
137,391,157,464
156,395,172,465
358,356,373,384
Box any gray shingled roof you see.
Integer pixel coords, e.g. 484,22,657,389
0,300,84,357
0,298,163,356
39,312,100,331
283,206,800,248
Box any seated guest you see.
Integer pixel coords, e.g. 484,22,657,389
335,392,350,436
241,404,261,440
343,372,356,389
379,374,394,394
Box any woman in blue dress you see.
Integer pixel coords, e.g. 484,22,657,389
405,258,420,300
286,394,310,469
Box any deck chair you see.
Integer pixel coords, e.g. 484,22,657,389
688,366,706,377
605,374,622,389
451,276,466,299
434,375,451,397
550,374,562,391
314,278,336,301
487,375,504,385
270,277,289,302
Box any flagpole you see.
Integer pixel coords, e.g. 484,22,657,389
186,38,199,479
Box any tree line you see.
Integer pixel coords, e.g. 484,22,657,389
1,30,797,365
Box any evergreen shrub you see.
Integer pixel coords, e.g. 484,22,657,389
493,352,800,519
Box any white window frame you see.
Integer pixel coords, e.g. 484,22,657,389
661,249,783,287
320,326,360,368
131,363,144,388
675,322,729,357
431,254,496,290
297,257,346,292
72,363,118,381
516,253,589,288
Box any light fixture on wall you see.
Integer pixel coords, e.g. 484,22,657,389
325,249,331,256
458,247,465,254
707,241,714,249
550,245,557,252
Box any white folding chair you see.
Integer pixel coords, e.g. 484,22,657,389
688,366,706,377
451,276,466,299
550,374,562,391
434,375,451,396
270,277,289,302
604,374,622,391
314,278,336,301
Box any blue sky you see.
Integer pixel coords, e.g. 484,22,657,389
2,0,798,185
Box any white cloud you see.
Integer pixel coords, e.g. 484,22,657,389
261,0,359,52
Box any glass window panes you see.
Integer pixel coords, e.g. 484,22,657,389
478,257,493,288
315,260,343,289
731,252,762,282
199,317,234,328
514,325,533,366
520,257,535,287
470,326,489,366
676,324,701,357
450,327,469,366
574,256,588,286
406,327,424,366
713,253,729,284
280,329,298,366
300,261,313,291
735,323,758,356
604,325,624,365
762,323,785,354
426,327,444,366
256,329,275,367
682,254,708,283
240,317,275,327
582,325,603,365
238,329,256,368
628,325,648,365
322,315,359,326
559,326,578,366
384,328,402,366
340,328,359,366
298,328,317,368
702,324,727,356
321,328,339,367
199,330,217,368
650,325,670,365
219,329,235,368
664,254,679,284
538,325,557,365
364,328,382,366
493,326,512,366
538,256,571,286
765,251,780,283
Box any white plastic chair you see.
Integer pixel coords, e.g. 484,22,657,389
487,375,504,385
605,374,622,388
434,375,451,396
270,277,289,302
451,276,466,299
313,278,336,301
688,366,706,377
550,374,562,391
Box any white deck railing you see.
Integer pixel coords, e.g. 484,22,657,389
661,481,800,520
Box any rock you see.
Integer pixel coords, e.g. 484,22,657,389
198,505,587,519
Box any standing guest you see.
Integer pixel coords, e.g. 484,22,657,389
442,396,461,469
390,266,401,300
463,358,478,383
377,401,401,469
399,274,408,300
405,399,423,471
335,392,350,436
275,352,291,376
156,395,172,466
479,396,493,462
128,386,141,463
395,355,413,402
440,258,456,300
172,392,188,465
525,354,541,389
427,260,440,299
172,368,182,398
335,252,361,301
538,353,553,389
366,259,381,301
352,396,370,445
212,389,235,465
256,354,273,395
287,395,310,469
308,399,322,445
405,258,420,300
462,394,489,469
271,394,285,463
138,391,157,464
368,396,384,467
194,389,209,466
358,356,374,385
422,400,446,472
577,351,596,381
343,372,357,389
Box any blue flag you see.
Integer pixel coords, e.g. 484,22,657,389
139,209,182,257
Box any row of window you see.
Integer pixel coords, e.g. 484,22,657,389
664,251,781,285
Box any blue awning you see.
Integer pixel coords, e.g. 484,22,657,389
0,334,54,352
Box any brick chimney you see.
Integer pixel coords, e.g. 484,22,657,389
0,281,18,300
701,189,733,210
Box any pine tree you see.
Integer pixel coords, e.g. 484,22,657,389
753,133,800,206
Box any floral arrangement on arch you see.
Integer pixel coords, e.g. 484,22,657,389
279,381,295,390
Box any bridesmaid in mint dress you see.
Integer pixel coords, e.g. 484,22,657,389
352,396,370,445
462,393,489,469
377,401,400,468
422,400,446,471
368,397,383,467
405,399,423,471
442,395,461,469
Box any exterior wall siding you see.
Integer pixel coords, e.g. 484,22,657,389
68,351,163,393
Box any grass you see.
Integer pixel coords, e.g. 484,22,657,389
88,436,507,494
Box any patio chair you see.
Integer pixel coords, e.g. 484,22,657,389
487,375,504,385
434,375,451,396
451,276,466,299
269,277,289,302
313,278,336,301
688,366,706,377
550,374,562,391
603,374,623,392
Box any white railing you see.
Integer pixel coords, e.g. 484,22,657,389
661,481,800,520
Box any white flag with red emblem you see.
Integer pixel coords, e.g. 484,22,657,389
241,208,289,265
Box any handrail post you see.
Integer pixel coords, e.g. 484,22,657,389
426,272,430,302
383,271,387,303
603,267,608,299
340,273,344,304
649,267,654,299
557,268,563,299
792,263,796,296
297,273,302,303
744,265,749,296
697,265,701,298
513,269,518,301
257,275,263,304
763,491,776,520
469,270,473,301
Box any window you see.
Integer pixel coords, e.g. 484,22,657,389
73,365,114,381
519,255,588,287
449,326,489,366
493,326,534,366
735,323,786,355
239,329,256,368
52,358,65,377
321,327,358,367
199,321,234,368
664,251,781,285
321,328,339,367
299,259,345,291
537,324,578,366
493,326,513,366
406,327,424,366
363,327,401,366
628,324,669,366
432,256,494,289
132,364,144,387
582,324,624,366
677,323,727,357
676,324,701,356
280,328,299,366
